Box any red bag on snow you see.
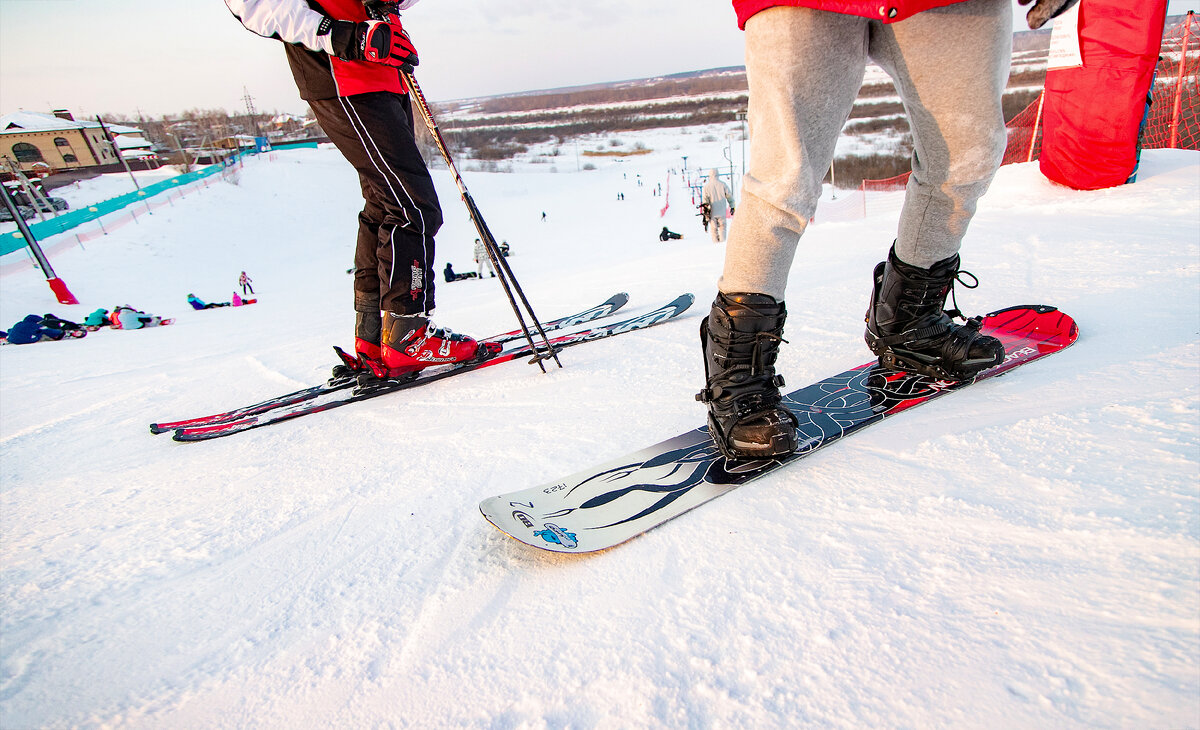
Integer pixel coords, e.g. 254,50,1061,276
1039,0,1169,190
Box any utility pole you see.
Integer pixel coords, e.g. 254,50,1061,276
243,87,263,138
97,115,141,191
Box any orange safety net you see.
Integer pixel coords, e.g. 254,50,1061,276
863,12,1199,191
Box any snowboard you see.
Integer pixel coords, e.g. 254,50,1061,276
480,305,1078,553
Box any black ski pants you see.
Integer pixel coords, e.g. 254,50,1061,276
309,91,442,316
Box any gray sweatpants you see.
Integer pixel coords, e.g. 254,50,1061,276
720,0,1013,300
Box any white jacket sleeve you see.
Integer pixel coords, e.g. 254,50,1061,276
224,0,336,54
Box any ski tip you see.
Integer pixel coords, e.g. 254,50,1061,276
149,423,170,435
172,417,256,441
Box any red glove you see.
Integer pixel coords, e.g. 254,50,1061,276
329,19,418,70
357,20,418,69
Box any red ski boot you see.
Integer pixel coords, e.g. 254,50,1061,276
370,313,498,379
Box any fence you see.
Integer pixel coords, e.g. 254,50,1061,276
816,12,1199,224
0,156,251,278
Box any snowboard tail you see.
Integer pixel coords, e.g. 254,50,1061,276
480,305,1079,553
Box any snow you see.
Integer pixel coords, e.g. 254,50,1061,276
1,135,1197,728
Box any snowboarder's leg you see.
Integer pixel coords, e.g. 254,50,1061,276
700,8,867,459
697,292,797,460
870,0,1012,268
718,7,869,301
860,0,1010,380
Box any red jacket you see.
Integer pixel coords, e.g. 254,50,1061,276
312,0,405,98
733,0,965,29
225,0,410,100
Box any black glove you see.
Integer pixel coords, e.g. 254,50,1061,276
327,18,418,70
1017,0,1080,30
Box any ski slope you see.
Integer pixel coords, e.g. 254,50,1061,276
1,137,1197,729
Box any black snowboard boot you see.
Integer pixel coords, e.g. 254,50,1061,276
697,292,798,460
865,246,1005,381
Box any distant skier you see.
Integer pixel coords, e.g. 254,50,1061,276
659,227,682,241
701,169,734,243
474,238,496,278
238,271,254,295
697,0,1072,461
223,0,493,379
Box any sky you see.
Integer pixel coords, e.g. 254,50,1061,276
0,0,1197,119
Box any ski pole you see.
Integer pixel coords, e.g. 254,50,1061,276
0,181,78,304
401,71,562,371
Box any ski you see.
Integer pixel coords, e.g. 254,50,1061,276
484,291,630,346
149,292,630,434
170,294,694,442
480,305,1079,553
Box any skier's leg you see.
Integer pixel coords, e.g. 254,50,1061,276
318,92,492,378
333,92,442,317
313,91,442,317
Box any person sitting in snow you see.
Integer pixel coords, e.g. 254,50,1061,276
187,294,230,310
443,262,477,283
5,314,83,344
39,313,87,333
82,308,111,330
110,306,167,330
660,227,683,241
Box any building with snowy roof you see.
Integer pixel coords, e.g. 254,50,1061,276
0,110,158,175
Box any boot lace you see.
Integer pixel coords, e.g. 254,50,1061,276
895,265,980,324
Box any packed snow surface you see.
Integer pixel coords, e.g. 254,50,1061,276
1,138,1197,729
